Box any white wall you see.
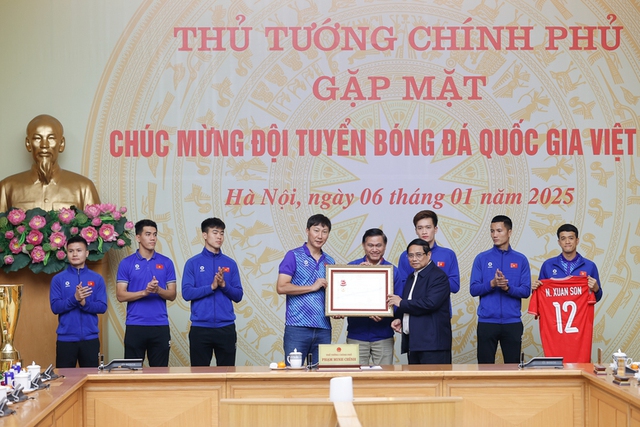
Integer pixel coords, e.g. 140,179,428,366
0,1,143,176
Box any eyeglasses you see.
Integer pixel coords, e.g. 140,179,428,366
407,252,426,260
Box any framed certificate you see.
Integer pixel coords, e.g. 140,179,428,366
325,265,394,317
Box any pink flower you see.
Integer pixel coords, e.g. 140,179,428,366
117,239,126,247
84,205,101,219
99,224,116,242
99,203,117,213
120,206,127,214
4,231,14,239
113,211,122,220
9,238,23,254
51,222,62,232
80,226,98,243
16,225,25,234
3,255,14,265
56,250,66,260
30,246,46,263
26,230,44,245
7,209,26,225
125,221,134,230
29,215,47,230
49,232,67,249
70,227,79,235
91,217,102,227
58,208,75,224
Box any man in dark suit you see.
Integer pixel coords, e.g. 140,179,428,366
387,238,452,364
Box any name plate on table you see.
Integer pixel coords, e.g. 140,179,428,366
325,264,394,317
318,344,360,369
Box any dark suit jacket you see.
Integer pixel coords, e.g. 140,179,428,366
396,261,452,353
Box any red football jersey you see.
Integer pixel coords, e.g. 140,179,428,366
528,276,596,363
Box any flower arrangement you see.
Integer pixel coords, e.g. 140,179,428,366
0,204,133,274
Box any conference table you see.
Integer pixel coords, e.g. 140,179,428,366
2,364,640,427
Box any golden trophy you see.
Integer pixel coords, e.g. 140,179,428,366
0,284,22,372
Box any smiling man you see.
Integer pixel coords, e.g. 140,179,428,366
116,219,177,367
470,215,531,364
346,228,401,365
533,224,602,301
277,214,335,366
0,114,100,211
529,224,602,363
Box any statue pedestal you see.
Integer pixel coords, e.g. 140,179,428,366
0,269,55,368
0,259,106,369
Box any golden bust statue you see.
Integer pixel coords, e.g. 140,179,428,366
0,114,100,211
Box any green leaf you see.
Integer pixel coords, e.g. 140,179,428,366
87,251,104,262
75,213,89,225
102,241,113,253
25,208,47,220
42,259,65,274
29,262,44,274
9,254,30,270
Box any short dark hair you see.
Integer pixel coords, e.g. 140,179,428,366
412,210,438,227
557,223,579,239
306,214,332,231
135,219,158,235
362,228,387,244
491,215,512,230
201,217,226,233
406,238,432,255
66,235,88,249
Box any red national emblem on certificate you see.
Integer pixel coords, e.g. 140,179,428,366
340,279,347,286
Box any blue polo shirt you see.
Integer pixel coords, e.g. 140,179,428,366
117,250,177,326
278,244,335,329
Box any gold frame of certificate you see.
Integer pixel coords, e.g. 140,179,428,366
325,265,393,317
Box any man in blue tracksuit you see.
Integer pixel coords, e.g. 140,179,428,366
470,215,531,364
533,223,602,302
182,217,243,366
50,236,107,368
397,210,460,314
